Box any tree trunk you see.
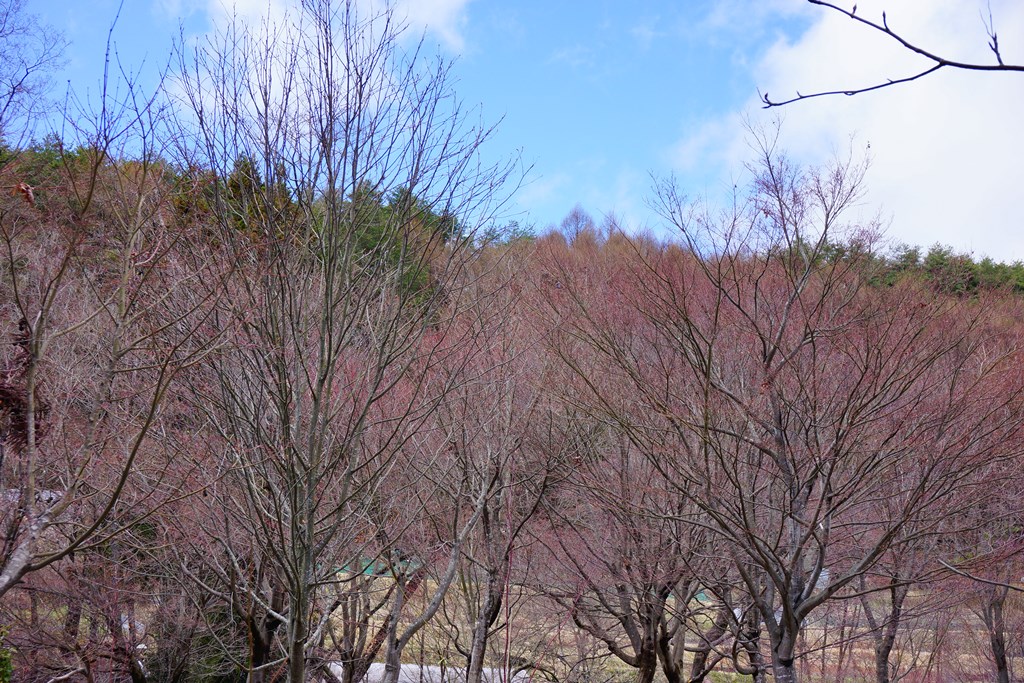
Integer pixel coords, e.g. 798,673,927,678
657,624,682,683
287,582,308,683
873,644,892,683
382,639,402,683
771,656,798,683
0,523,39,597
249,579,285,683
982,586,1010,683
860,579,906,683
635,646,658,683
379,571,413,683
765,615,800,683
689,604,730,682
466,572,504,683
249,624,271,683
350,568,429,683
735,611,766,683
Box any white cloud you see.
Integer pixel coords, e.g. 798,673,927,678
579,167,648,231
669,112,746,174
517,171,571,208
154,0,207,18
549,43,596,70
676,0,1024,260
396,0,472,53
165,0,474,160
698,0,812,36
606,167,649,230
630,19,668,50
189,0,472,53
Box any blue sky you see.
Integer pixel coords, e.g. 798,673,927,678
26,0,1024,259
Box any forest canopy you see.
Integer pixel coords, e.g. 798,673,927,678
0,2,1022,683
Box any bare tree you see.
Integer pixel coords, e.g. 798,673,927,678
540,431,703,683
538,230,762,683
762,1,1024,107
171,1,517,680
0,40,218,602
553,128,1024,683
0,0,66,147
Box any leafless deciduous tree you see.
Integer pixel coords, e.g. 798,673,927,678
420,261,566,683
761,1,1024,107
556,127,1024,683
171,1,517,680
0,0,66,147
542,233,764,683
0,44,218,603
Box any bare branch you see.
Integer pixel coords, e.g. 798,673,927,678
939,561,1024,593
762,1,1024,107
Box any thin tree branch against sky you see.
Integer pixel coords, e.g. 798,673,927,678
31,0,1024,259
761,0,1024,107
